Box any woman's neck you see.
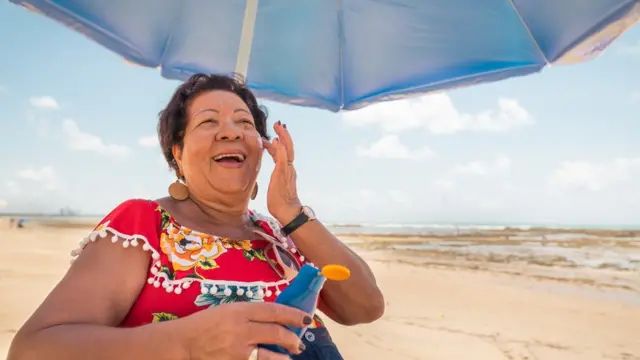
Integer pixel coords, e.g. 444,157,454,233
189,194,251,227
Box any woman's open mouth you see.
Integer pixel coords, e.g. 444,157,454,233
212,153,246,169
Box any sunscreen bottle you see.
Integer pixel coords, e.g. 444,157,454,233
260,264,350,354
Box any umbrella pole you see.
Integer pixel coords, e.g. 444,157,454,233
235,0,259,78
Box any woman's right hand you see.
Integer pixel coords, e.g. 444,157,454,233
184,301,311,360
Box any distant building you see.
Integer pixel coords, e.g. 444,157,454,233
59,206,79,217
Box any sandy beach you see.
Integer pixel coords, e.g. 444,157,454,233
1,218,638,359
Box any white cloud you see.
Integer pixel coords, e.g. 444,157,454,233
453,154,511,176
433,178,455,191
549,157,640,191
16,165,58,190
62,119,131,158
454,161,488,176
356,134,435,160
29,96,59,110
337,188,415,217
0,199,7,208
494,154,511,170
343,93,533,135
138,135,158,148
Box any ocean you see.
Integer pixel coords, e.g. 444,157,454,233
326,222,640,236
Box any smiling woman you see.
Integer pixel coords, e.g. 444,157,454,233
7,73,384,360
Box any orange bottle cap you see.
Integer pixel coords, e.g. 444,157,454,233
320,264,351,281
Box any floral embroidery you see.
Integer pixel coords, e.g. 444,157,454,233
160,226,227,272
195,285,264,307
155,205,269,275
243,248,267,262
152,312,179,323
157,205,171,230
223,238,268,262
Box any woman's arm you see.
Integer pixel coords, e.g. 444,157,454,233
7,236,191,360
276,213,385,325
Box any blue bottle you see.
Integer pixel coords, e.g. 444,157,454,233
260,264,349,355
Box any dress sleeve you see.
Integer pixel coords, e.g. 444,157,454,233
70,199,162,263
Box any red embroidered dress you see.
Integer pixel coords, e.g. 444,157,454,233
71,199,326,328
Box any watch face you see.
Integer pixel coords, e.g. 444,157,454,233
302,206,316,220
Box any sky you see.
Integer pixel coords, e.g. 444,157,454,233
0,3,639,226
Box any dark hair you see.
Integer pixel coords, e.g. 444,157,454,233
157,73,269,175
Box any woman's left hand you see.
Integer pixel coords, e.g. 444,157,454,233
263,121,302,224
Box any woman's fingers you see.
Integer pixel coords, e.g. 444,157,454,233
255,347,294,360
264,138,290,175
273,121,295,163
246,323,305,355
263,137,288,167
274,139,289,173
238,303,310,355
243,302,311,327
263,137,278,160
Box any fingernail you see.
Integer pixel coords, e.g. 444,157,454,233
276,120,282,125
298,342,306,352
303,316,313,325
274,138,280,143
283,123,287,129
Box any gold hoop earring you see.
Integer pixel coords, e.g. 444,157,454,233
251,183,258,200
168,179,189,201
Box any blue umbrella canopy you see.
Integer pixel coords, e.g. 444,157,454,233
9,0,640,112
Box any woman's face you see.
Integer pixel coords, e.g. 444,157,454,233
174,90,264,199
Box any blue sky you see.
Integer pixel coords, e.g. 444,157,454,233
0,2,639,225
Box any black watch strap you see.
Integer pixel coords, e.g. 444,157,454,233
280,210,309,237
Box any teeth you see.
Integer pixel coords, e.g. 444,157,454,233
213,153,245,161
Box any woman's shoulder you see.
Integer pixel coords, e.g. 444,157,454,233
94,199,162,235
71,199,164,262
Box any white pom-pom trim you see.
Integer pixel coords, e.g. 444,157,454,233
70,212,312,298
70,221,160,265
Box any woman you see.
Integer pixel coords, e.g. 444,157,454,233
7,74,384,360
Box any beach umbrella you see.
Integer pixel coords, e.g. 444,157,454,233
9,0,640,112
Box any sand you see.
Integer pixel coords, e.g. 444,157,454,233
1,219,639,359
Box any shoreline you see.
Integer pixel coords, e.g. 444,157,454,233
2,216,639,234
3,217,639,274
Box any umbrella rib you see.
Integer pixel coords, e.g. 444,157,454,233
506,0,550,65
337,0,345,109
235,0,260,78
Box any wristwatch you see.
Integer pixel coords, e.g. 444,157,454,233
280,206,316,236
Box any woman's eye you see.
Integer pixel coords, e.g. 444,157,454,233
242,119,255,126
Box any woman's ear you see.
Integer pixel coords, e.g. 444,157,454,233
172,144,183,170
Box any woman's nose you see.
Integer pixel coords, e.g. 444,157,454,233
215,121,243,141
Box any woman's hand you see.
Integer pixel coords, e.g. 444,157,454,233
263,121,302,224
185,301,310,360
